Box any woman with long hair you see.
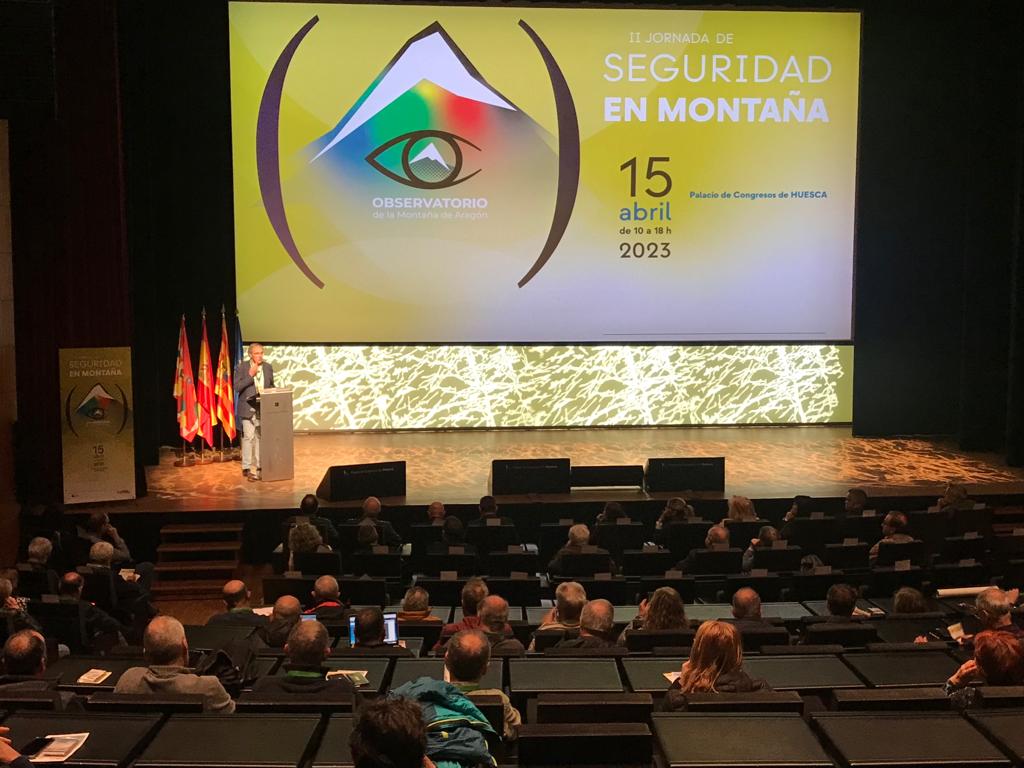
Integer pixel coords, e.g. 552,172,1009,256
618,587,688,644
662,620,769,709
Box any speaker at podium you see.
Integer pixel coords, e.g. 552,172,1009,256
258,387,294,482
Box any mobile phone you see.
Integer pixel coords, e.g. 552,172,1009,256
19,737,54,756
300,614,317,622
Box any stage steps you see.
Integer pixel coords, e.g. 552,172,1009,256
153,522,245,600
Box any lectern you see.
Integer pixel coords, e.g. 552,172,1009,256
259,387,294,481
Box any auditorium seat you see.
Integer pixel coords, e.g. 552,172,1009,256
725,573,783,602
975,686,1024,708
687,547,744,575
419,550,479,577
780,517,841,558
722,519,770,547
591,521,645,557
734,625,791,652
531,628,574,652
75,566,121,616
534,692,653,723
621,548,676,576
16,563,58,599
27,598,90,653
485,549,539,576
907,510,948,556
839,514,884,544
555,550,616,577
292,550,342,577
0,690,64,711
680,690,804,713
868,566,926,596
823,542,870,571
751,545,805,573
791,570,852,601
639,575,697,602
346,551,403,580
234,693,354,714
842,651,961,688
743,654,864,693
875,539,927,567
653,712,832,768
85,692,206,713
465,522,519,555
518,723,652,767
556,576,632,604
538,522,574,564
3,712,162,766
950,505,993,537
801,622,878,648
485,576,541,606
625,629,696,653
830,687,950,711
262,574,315,608
543,646,629,658
660,521,713,560
931,562,988,588
939,534,989,563
338,576,389,606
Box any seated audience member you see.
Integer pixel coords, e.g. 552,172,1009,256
249,619,355,698
349,696,430,768
298,493,340,549
23,536,59,592
77,511,133,564
359,496,403,547
59,571,125,648
0,579,41,633
88,540,153,603
531,580,587,650
427,501,447,522
595,501,626,525
478,596,524,654
781,494,815,524
673,524,730,574
288,521,332,569
868,511,914,563
553,599,617,649
427,516,478,558
397,587,442,623
807,583,865,630
845,487,870,518
206,579,267,627
304,575,348,621
548,524,614,575
946,629,1024,709
619,586,688,644
730,587,773,632
1,630,78,710
724,495,757,523
655,497,696,540
972,587,1023,639
937,482,974,515
434,579,497,651
257,595,302,648
469,495,511,527
343,607,412,656
1,630,48,688
892,586,930,615
445,629,521,741
662,620,769,710
353,520,383,555
742,525,780,572
114,616,234,713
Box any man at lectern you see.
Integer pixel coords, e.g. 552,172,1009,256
234,342,274,481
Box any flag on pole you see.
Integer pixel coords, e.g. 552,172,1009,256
214,307,236,441
196,309,216,448
233,312,244,416
173,315,199,442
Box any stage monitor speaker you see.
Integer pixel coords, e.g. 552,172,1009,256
490,458,571,495
316,461,407,501
645,457,725,492
570,465,645,489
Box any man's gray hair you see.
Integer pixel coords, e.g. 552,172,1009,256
580,599,615,634
144,616,187,666
286,619,330,666
568,524,590,546
27,537,52,564
555,581,587,622
977,587,1014,620
402,586,430,613
89,541,115,566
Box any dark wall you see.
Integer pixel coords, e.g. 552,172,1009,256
4,0,1024,505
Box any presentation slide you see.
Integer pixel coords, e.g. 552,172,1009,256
230,3,860,344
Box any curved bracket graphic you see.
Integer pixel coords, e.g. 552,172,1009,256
115,384,129,435
256,15,324,289
517,20,580,288
64,387,79,438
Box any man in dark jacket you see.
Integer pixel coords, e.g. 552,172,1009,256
340,607,412,657
58,571,125,649
553,599,618,649
547,524,615,575
729,587,774,632
207,580,269,627
359,496,403,547
673,525,730,574
257,595,302,648
299,494,340,549
247,619,355,699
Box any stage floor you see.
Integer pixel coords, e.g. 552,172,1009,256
137,426,1024,512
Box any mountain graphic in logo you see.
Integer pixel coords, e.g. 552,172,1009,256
303,22,549,191
76,384,117,421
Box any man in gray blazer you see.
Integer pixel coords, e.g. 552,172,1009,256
234,343,274,481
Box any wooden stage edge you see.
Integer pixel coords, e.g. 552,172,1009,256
87,425,1024,515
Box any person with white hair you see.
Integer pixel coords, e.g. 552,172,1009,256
553,599,618,649
114,616,234,712
234,342,274,481
547,524,615,575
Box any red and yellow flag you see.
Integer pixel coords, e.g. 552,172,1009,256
196,310,216,447
173,315,199,442
214,308,236,441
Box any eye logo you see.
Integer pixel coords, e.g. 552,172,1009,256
366,129,481,190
